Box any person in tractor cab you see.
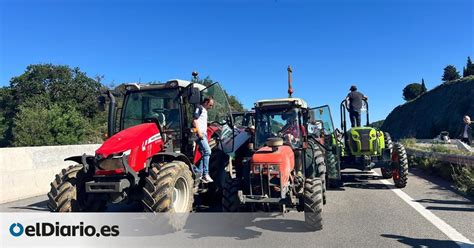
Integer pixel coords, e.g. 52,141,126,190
345,85,368,128
193,96,215,183
280,113,301,147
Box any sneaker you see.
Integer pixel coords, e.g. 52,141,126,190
201,174,214,183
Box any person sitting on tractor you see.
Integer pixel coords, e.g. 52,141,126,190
280,113,301,147
193,96,215,183
345,85,368,128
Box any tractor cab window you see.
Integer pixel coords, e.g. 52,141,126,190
255,108,302,149
122,89,181,132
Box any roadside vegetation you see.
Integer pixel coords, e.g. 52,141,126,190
400,138,474,196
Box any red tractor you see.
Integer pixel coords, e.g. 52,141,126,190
222,97,327,230
47,77,237,228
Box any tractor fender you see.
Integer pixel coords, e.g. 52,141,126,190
64,154,95,165
152,152,195,175
64,154,95,173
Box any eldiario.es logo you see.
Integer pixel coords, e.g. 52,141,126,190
9,222,119,237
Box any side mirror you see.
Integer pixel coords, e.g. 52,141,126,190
97,95,106,112
188,87,201,105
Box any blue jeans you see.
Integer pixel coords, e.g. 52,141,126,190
196,134,212,175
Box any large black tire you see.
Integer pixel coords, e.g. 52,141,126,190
304,178,323,231
314,144,327,205
381,132,394,179
326,151,343,188
142,161,194,230
222,173,241,212
392,143,409,188
47,165,106,212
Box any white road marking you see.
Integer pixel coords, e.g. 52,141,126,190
374,171,474,248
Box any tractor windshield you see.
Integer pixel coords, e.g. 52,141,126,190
255,108,303,149
121,88,181,131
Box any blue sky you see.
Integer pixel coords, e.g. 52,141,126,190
0,0,472,123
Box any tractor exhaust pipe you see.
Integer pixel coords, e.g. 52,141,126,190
287,66,293,98
107,90,116,138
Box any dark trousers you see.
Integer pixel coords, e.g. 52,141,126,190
349,109,361,128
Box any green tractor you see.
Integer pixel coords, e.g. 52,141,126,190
338,99,408,188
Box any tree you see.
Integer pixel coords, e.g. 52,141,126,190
442,65,461,82
1,64,105,147
463,56,474,77
12,101,90,146
421,78,427,93
402,83,424,101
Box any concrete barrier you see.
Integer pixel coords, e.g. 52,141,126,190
0,144,100,204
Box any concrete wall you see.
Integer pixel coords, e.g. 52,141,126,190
0,144,100,204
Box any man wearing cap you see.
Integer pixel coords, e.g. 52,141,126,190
345,85,368,128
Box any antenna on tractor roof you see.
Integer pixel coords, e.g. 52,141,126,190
287,65,293,98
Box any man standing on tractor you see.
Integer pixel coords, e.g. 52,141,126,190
193,96,215,183
346,85,368,128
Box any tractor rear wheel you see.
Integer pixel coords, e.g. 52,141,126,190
222,173,241,212
392,143,409,188
381,132,394,179
47,164,106,212
303,177,323,231
142,160,194,230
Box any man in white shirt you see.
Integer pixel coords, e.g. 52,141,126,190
193,97,214,183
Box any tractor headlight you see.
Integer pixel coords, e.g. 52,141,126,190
252,164,262,173
252,163,280,174
268,164,280,171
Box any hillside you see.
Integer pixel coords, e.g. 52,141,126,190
381,76,474,139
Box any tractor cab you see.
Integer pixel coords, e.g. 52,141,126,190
254,98,308,150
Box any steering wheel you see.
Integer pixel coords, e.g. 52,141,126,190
150,108,168,127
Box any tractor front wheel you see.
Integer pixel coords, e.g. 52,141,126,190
142,160,194,230
222,173,241,212
47,164,106,212
303,178,323,231
392,143,409,188
381,132,394,179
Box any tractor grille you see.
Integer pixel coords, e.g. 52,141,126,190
357,129,371,152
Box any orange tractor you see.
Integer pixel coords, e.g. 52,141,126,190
222,68,328,230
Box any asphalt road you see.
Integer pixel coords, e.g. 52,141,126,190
1,168,473,248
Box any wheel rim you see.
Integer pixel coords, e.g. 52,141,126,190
172,177,189,213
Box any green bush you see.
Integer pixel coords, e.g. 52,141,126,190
12,102,91,146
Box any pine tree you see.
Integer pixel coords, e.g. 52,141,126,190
442,65,461,82
464,56,474,77
421,78,427,93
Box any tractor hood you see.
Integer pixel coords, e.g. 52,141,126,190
96,123,162,158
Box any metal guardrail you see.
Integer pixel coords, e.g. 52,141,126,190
406,148,474,168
